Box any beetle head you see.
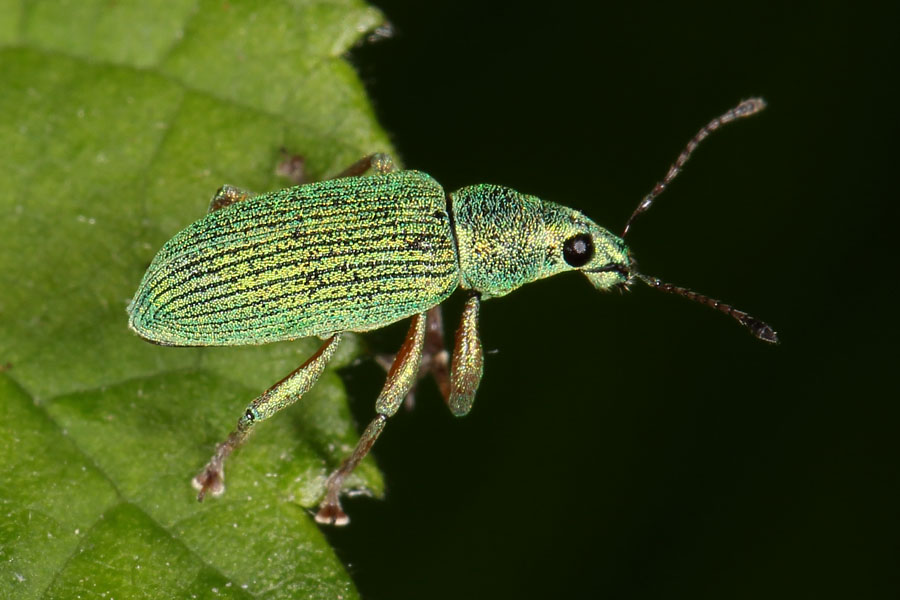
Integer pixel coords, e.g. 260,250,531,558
536,200,633,291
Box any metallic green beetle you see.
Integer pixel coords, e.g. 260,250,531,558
128,99,777,525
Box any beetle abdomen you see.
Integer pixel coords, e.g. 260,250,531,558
129,171,458,346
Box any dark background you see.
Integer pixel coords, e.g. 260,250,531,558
327,2,898,598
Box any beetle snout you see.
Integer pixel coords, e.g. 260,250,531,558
584,262,630,291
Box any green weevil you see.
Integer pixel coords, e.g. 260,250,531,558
128,98,777,525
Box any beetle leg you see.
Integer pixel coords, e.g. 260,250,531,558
330,152,396,179
419,305,451,405
375,305,450,410
192,334,343,501
316,312,426,525
448,293,483,417
210,152,394,213
207,184,255,213
275,148,307,184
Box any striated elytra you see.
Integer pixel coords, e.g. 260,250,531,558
128,99,777,525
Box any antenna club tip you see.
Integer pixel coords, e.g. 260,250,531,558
739,97,767,115
757,328,780,345
744,318,780,345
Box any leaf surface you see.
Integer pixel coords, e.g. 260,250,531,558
0,1,389,597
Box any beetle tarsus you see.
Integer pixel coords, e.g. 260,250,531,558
276,148,306,185
315,494,349,526
192,461,225,501
192,434,240,501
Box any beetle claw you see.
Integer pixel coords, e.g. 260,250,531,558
315,500,349,526
192,462,225,501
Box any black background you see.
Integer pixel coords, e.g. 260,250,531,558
325,2,898,598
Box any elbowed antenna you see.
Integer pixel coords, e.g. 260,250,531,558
622,98,766,237
634,273,779,344
615,98,776,343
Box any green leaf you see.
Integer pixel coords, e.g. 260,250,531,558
0,1,390,598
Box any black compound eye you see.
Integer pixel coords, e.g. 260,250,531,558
562,233,595,267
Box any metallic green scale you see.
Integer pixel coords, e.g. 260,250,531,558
129,171,626,346
129,170,459,345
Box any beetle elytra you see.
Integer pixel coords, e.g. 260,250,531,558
128,98,776,525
